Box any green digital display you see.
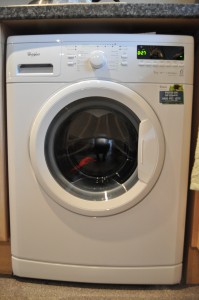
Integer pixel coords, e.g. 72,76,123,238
137,45,184,60
137,49,147,57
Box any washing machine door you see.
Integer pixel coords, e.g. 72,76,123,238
30,80,165,216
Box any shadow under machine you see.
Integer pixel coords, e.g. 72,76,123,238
6,34,194,284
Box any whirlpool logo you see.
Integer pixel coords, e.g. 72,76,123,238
27,51,40,57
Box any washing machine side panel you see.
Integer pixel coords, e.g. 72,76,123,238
172,84,193,262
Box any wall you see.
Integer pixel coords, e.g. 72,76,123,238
0,0,30,4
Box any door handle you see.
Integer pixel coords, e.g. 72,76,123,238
138,119,160,184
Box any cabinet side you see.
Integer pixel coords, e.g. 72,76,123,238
0,24,9,242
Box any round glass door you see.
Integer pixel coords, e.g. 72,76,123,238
45,97,140,201
30,80,165,216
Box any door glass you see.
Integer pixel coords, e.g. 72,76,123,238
45,97,140,201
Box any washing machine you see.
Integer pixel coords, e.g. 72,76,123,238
6,34,194,284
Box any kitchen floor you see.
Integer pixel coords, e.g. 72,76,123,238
0,276,199,300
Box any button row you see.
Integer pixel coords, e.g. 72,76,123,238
138,61,184,67
67,54,128,58
67,61,184,68
67,61,129,67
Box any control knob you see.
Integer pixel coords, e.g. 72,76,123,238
89,50,106,69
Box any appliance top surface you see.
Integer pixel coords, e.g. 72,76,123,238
7,33,194,44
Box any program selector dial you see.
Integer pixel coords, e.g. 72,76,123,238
89,50,106,69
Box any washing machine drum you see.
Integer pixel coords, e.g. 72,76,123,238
45,97,139,201
30,80,165,216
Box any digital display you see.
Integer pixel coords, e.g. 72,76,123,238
137,45,184,60
137,48,147,57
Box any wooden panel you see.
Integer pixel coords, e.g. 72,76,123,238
186,246,199,284
191,192,199,250
186,34,199,284
185,192,199,284
0,242,12,274
186,192,199,284
0,24,8,242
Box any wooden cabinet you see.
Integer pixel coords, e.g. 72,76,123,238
0,25,11,275
0,119,8,242
186,37,199,284
186,192,199,284
191,193,199,251
0,25,8,242
0,242,12,274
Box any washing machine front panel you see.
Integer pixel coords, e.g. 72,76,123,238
7,34,194,284
30,80,165,216
7,81,193,281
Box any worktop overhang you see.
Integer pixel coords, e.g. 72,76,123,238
0,3,199,20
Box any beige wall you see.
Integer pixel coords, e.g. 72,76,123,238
0,0,30,5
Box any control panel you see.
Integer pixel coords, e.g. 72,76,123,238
62,42,189,84
6,34,194,84
64,44,185,69
64,44,129,70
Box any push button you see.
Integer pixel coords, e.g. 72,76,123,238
121,61,128,66
67,61,75,66
121,54,128,59
178,62,184,67
138,61,145,66
67,55,76,59
171,62,178,67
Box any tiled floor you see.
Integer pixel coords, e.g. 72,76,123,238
0,276,199,299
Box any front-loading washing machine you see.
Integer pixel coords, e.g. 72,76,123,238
6,34,194,284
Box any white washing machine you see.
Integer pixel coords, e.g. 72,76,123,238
6,34,194,284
